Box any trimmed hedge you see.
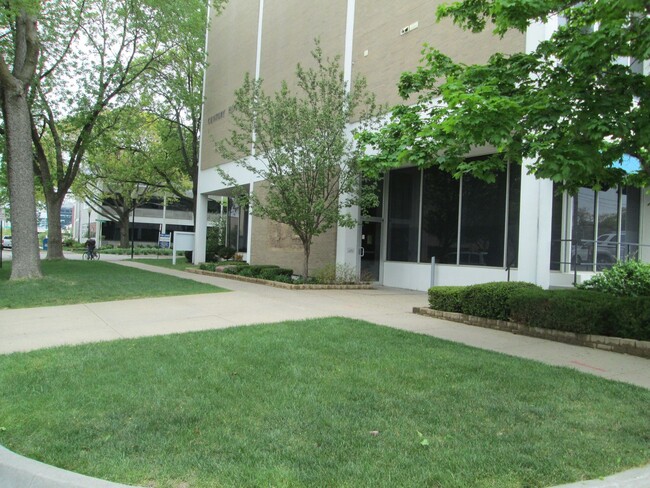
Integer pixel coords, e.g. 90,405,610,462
428,282,541,321
428,286,464,313
260,267,293,280
428,281,650,341
509,289,616,335
510,289,650,340
459,282,541,321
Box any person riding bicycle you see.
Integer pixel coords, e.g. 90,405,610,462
84,238,96,259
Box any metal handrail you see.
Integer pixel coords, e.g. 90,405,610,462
551,238,649,284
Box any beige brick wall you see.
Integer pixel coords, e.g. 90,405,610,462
259,0,347,93
353,0,526,107
201,0,526,167
201,0,260,170
249,181,337,275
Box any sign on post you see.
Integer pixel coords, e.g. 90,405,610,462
172,231,195,265
158,232,171,249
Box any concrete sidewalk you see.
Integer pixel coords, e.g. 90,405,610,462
2,259,649,389
1,259,649,488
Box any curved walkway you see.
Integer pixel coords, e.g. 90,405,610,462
1,258,648,487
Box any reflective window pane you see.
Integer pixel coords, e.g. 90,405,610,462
550,184,563,271
596,188,618,267
420,167,459,264
621,186,641,260
459,173,507,267
506,166,521,268
572,188,596,269
386,167,420,262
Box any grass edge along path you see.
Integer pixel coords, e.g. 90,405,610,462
0,317,648,488
0,260,226,309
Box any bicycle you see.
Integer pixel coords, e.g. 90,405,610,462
82,249,100,260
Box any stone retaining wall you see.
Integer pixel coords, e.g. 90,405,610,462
413,307,650,359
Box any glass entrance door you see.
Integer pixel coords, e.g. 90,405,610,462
361,220,381,282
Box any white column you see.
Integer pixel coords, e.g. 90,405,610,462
517,162,554,288
194,194,209,264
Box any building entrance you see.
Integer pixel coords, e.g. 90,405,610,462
361,220,382,282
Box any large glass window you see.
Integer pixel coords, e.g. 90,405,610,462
459,173,507,266
420,167,459,264
573,188,596,267
567,186,641,270
385,157,519,267
621,187,641,259
386,167,421,262
506,167,521,268
596,188,619,266
550,185,564,271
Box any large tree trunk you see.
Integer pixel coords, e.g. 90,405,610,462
3,88,42,279
119,211,131,248
0,12,42,280
45,195,64,259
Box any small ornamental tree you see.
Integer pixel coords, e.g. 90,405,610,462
218,43,381,279
357,0,650,192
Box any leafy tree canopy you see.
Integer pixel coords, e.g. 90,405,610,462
357,0,649,193
218,42,381,278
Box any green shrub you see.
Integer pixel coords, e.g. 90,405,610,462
258,267,294,281
218,260,249,267
460,282,542,321
184,251,193,262
313,263,359,284
272,274,293,284
247,265,279,277
238,267,255,277
221,267,240,275
219,246,236,260
509,289,617,335
577,260,650,297
508,288,650,340
199,262,217,272
428,287,464,313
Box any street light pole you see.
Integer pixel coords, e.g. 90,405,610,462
87,208,91,239
130,198,136,260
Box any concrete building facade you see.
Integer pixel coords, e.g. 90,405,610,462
195,0,649,291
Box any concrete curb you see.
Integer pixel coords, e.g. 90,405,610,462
0,445,142,487
413,307,650,359
551,463,650,487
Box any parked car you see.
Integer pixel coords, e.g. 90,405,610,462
1,235,11,249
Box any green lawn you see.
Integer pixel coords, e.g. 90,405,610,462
0,318,648,488
132,257,196,270
0,260,225,309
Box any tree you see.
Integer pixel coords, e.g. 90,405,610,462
0,5,42,279
218,44,380,279
30,0,191,260
357,0,649,193
138,0,224,223
73,108,185,248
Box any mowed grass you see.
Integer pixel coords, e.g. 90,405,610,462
132,257,196,270
0,260,225,309
0,318,648,488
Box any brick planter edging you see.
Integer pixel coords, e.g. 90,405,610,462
188,269,374,290
413,307,650,359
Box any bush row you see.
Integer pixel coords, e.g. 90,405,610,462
428,282,649,341
199,262,294,282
